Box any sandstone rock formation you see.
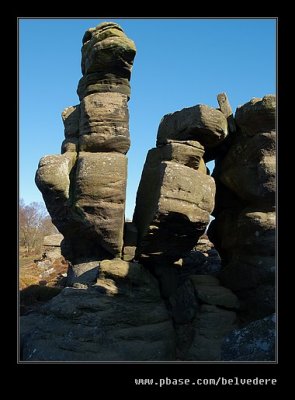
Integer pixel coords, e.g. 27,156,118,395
133,139,216,269
132,97,241,360
21,21,275,361
21,259,175,361
22,22,177,361
43,233,64,261
35,22,136,271
208,95,276,323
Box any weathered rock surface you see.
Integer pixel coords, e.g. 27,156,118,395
235,95,275,136
79,92,130,153
80,22,136,79
75,152,127,257
221,314,276,361
122,222,138,261
43,234,63,261
155,140,205,169
134,160,215,264
182,235,222,276
183,273,238,360
133,142,215,265
193,284,239,309
43,234,63,247
62,105,80,138
67,261,99,285
35,22,136,266
186,305,237,360
32,22,275,362
220,131,275,205
208,95,276,323
36,153,77,202
21,260,175,361
168,279,198,324
157,104,228,147
77,72,131,100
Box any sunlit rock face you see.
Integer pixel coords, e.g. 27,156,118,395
35,22,136,264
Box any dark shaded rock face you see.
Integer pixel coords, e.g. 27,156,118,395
221,314,275,361
208,95,276,323
21,260,175,361
35,22,136,265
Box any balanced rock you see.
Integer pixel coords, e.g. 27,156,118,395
134,158,215,264
157,104,228,148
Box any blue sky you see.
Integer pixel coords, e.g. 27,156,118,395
19,18,276,219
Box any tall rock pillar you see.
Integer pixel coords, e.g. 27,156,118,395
35,23,136,269
208,95,276,323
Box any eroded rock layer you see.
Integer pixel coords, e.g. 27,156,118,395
21,260,175,361
25,21,275,361
208,95,276,323
35,22,136,264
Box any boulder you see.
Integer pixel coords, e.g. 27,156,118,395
186,304,237,360
75,152,127,257
235,95,276,136
79,92,130,153
154,140,205,170
44,234,64,247
220,131,275,205
81,22,136,76
21,260,175,361
193,285,239,309
133,160,215,263
61,105,80,138
67,261,99,286
35,152,77,201
157,104,228,148
221,314,275,361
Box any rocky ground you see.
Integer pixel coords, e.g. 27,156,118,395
19,255,68,315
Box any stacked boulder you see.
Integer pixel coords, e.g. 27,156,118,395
35,23,136,273
133,101,240,360
21,23,177,361
22,20,275,360
208,95,276,323
133,104,230,270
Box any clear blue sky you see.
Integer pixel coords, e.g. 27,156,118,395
19,18,276,219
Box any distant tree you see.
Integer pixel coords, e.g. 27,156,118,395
19,199,57,255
